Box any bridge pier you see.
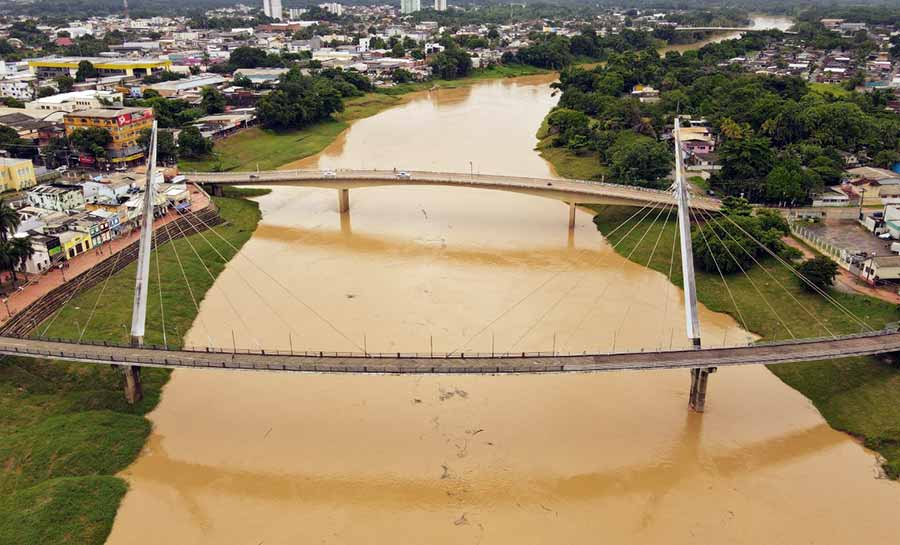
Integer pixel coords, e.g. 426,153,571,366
338,188,350,213
123,365,143,404
688,367,716,412
205,184,224,197
568,202,576,230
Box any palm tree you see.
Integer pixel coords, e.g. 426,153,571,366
0,199,20,243
9,236,35,285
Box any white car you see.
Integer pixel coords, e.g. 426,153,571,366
396,171,411,179
322,170,337,178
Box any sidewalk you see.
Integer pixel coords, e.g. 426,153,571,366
783,236,900,304
0,185,211,326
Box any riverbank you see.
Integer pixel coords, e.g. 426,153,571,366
535,117,608,180
0,187,267,544
590,205,900,478
180,64,549,173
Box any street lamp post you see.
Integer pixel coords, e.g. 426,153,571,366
2,299,10,318
469,161,473,177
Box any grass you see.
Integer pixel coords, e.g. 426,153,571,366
535,117,609,181
180,65,550,172
591,205,900,478
810,82,852,98
0,188,266,544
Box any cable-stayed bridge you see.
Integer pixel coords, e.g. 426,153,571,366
2,120,893,412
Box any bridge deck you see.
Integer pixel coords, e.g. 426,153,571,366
2,331,897,374
185,169,721,211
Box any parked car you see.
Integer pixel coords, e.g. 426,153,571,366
397,171,411,179
323,170,336,178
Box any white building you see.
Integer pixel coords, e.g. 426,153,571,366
434,0,447,11
27,184,86,212
401,0,421,15
263,0,283,20
24,90,124,121
288,8,307,19
319,3,343,16
0,76,35,100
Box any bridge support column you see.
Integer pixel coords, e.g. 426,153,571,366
338,188,350,213
123,365,143,404
568,202,576,230
688,367,716,412
205,184,224,197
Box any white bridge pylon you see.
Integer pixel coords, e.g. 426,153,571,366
673,116,715,412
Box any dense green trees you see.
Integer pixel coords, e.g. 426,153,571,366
255,67,344,130
608,133,672,186
549,28,900,202
200,86,226,115
177,126,212,158
0,199,33,286
138,128,178,164
692,203,791,275
797,256,839,292
69,127,111,160
74,60,97,82
429,49,473,80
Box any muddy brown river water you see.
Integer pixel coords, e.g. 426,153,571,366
107,57,900,545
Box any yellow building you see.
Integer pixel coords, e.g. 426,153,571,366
64,107,155,165
27,57,172,79
0,157,37,192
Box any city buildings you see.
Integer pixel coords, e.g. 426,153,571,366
0,158,37,192
27,57,172,79
27,183,86,212
63,107,154,166
24,90,124,120
401,0,421,15
263,0,283,21
320,3,344,16
434,0,447,11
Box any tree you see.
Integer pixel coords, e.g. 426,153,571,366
177,126,212,158
255,67,343,130
720,196,753,216
139,128,178,164
429,49,473,80
608,133,671,186
54,75,75,93
5,235,34,285
0,199,21,243
797,256,838,292
201,86,226,114
75,60,98,82
391,68,414,84
0,125,33,158
229,46,275,69
874,150,900,169
69,127,112,159
763,159,821,204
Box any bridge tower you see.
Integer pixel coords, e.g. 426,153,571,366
673,117,716,412
125,120,159,404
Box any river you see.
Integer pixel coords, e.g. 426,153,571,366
106,19,900,545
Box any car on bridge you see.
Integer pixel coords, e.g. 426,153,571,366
323,170,336,178
396,171,411,179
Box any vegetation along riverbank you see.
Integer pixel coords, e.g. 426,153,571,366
179,64,548,173
0,188,268,544
591,205,900,479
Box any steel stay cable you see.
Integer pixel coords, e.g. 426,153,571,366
152,226,168,348
562,204,674,347
690,207,749,332
179,212,307,346
698,209,835,338
183,208,364,351
451,197,672,355
645,205,673,268
41,244,109,337
163,220,215,347
626,204,669,260
717,212,873,332
694,208,795,339
77,241,125,343
169,211,262,349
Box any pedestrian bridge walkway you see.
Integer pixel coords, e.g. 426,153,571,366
184,169,722,211
2,329,897,374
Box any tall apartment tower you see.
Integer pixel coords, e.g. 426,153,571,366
263,0,283,20
434,0,447,11
400,0,421,15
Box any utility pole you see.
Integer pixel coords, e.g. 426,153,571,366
673,117,715,412
124,120,158,404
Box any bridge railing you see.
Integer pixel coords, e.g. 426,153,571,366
13,326,896,362
183,168,721,207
